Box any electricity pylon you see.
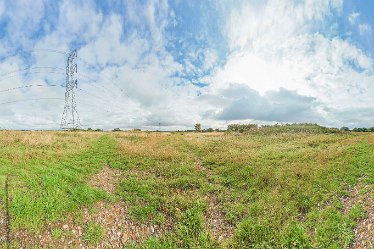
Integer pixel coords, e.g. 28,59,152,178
60,49,80,129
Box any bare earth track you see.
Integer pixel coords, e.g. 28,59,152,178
343,179,374,249
89,166,121,194
346,135,374,249
10,166,165,248
0,208,6,246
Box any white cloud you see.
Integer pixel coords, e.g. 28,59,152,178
204,84,322,123
57,0,103,42
201,0,374,128
0,0,373,130
26,0,199,130
1,0,45,48
0,1,4,17
358,23,372,36
348,12,360,24
225,0,342,51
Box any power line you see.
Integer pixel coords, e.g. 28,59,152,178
31,49,67,55
76,72,130,98
0,82,126,112
0,66,64,78
0,98,64,106
0,48,133,129
0,49,130,98
0,71,65,83
0,83,65,93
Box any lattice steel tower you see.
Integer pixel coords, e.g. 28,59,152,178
61,49,80,129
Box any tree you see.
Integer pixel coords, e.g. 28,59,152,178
340,127,350,131
194,123,202,132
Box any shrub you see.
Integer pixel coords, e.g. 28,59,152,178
340,127,350,131
194,123,202,132
227,124,258,132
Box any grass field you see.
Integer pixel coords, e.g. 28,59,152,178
0,128,373,248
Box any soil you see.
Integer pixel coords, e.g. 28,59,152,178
0,210,6,246
10,166,166,248
342,178,374,249
89,166,121,194
206,197,234,242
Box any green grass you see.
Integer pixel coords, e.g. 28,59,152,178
7,134,117,231
83,221,104,245
0,132,118,233
0,129,372,248
114,130,373,248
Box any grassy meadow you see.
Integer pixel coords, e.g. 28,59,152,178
0,127,373,248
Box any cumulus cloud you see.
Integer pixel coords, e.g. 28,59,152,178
203,0,374,128
0,0,373,129
202,84,322,123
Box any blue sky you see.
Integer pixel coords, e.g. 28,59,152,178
0,0,373,130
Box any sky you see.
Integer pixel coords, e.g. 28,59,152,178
0,0,373,130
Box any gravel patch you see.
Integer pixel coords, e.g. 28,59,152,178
206,197,234,242
0,210,6,245
89,166,121,194
342,179,374,249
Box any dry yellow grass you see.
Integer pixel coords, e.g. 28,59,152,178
369,134,374,144
114,132,184,161
0,131,104,163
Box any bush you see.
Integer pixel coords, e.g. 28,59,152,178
227,124,258,132
353,128,368,132
340,127,350,131
257,123,339,134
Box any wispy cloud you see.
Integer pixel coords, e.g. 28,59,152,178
348,12,360,24
359,23,372,36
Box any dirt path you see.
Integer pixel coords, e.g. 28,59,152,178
187,146,234,242
85,166,167,248
342,178,374,249
1,176,10,248
206,197,234,242
89,166,121,194
0,209,6,246
11,166,169,248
